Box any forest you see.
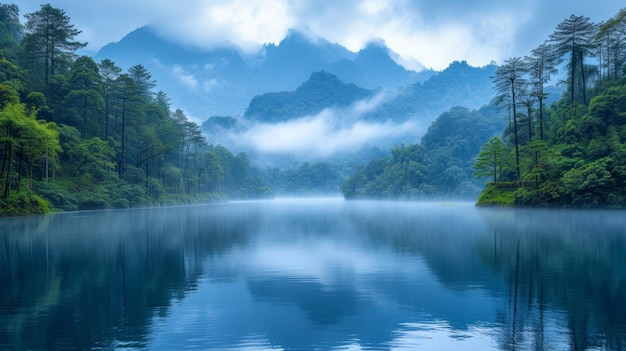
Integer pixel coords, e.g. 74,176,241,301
474,9,626,207
343,8,626,208
3,3,626,216
0,4,271,216
341,104,506,199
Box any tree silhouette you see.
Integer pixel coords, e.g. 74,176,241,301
525,43,559,141
550,15,597,107
493,57,526,183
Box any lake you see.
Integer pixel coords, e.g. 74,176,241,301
1,198,625,350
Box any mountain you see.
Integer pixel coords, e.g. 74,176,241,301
336,40,426,89
94,26,422,119
342,104,508,199
245,71,373,122
361,60,498,125
253,30,356,93
95,26,253,118
200,61,500,158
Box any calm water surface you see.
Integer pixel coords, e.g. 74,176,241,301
1,198,625,350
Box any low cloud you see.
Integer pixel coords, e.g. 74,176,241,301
221,92,424,159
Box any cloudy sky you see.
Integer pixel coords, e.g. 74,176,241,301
17,0,625,71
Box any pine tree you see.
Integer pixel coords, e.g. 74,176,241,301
23,4,86,98
525,43,559,141
550,14,597,106
474,136,507,184
98,59,121,140
493,57,526,183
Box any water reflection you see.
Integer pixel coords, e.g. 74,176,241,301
1,199,625,350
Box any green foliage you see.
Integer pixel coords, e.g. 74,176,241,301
342,105,506,199
475,184,516,206
561,157,618,207
0,5,273,216
471,7,626,208
22,4,86,97
32,180,78,211
0,190,49,216
264,162,342,195
473,136,509,183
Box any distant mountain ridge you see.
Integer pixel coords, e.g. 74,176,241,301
94,26,432,119
365,60,498,123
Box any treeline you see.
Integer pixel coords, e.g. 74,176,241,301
474,9,626,207
0,3,271,216
342,105,506,199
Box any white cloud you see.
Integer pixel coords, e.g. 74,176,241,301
203,79,221,93
151,0,293,53
19,0,626,71
172,65,198,90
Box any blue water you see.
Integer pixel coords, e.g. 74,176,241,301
1,199,625,350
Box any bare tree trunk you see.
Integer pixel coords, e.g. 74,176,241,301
16,147,24,193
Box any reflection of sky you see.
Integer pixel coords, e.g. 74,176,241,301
148,201,506,350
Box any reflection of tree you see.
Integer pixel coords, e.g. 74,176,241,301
477,209,626,351
348,203,626,350
0,205,254,350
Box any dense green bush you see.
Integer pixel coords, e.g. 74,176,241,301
0,191,50,217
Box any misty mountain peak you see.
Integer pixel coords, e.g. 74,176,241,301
245,71,372,122
273,28,353,59
362,38,390,52
281,28,319,45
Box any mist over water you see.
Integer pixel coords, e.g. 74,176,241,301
1,199,625,350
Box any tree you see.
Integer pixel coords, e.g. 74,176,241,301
155,91,171,113
493,57,526,183
98,59,121,140
0,56,28,97
595,9,626,80
0,82,19,107
23,4,86,98
550,14,597,107
128,64,156,101
16,113,60,190
112,74,142,177
518,82,534,143
0,89,20,196
474,136,507,184
0,101,60,197
525,43,559,141
197,151,224,193
65,56,103,139
0,3,22,59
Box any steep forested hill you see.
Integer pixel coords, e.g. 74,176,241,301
342,105,506,199
361,61,498,123
244,71,373,122
473,10,626,208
